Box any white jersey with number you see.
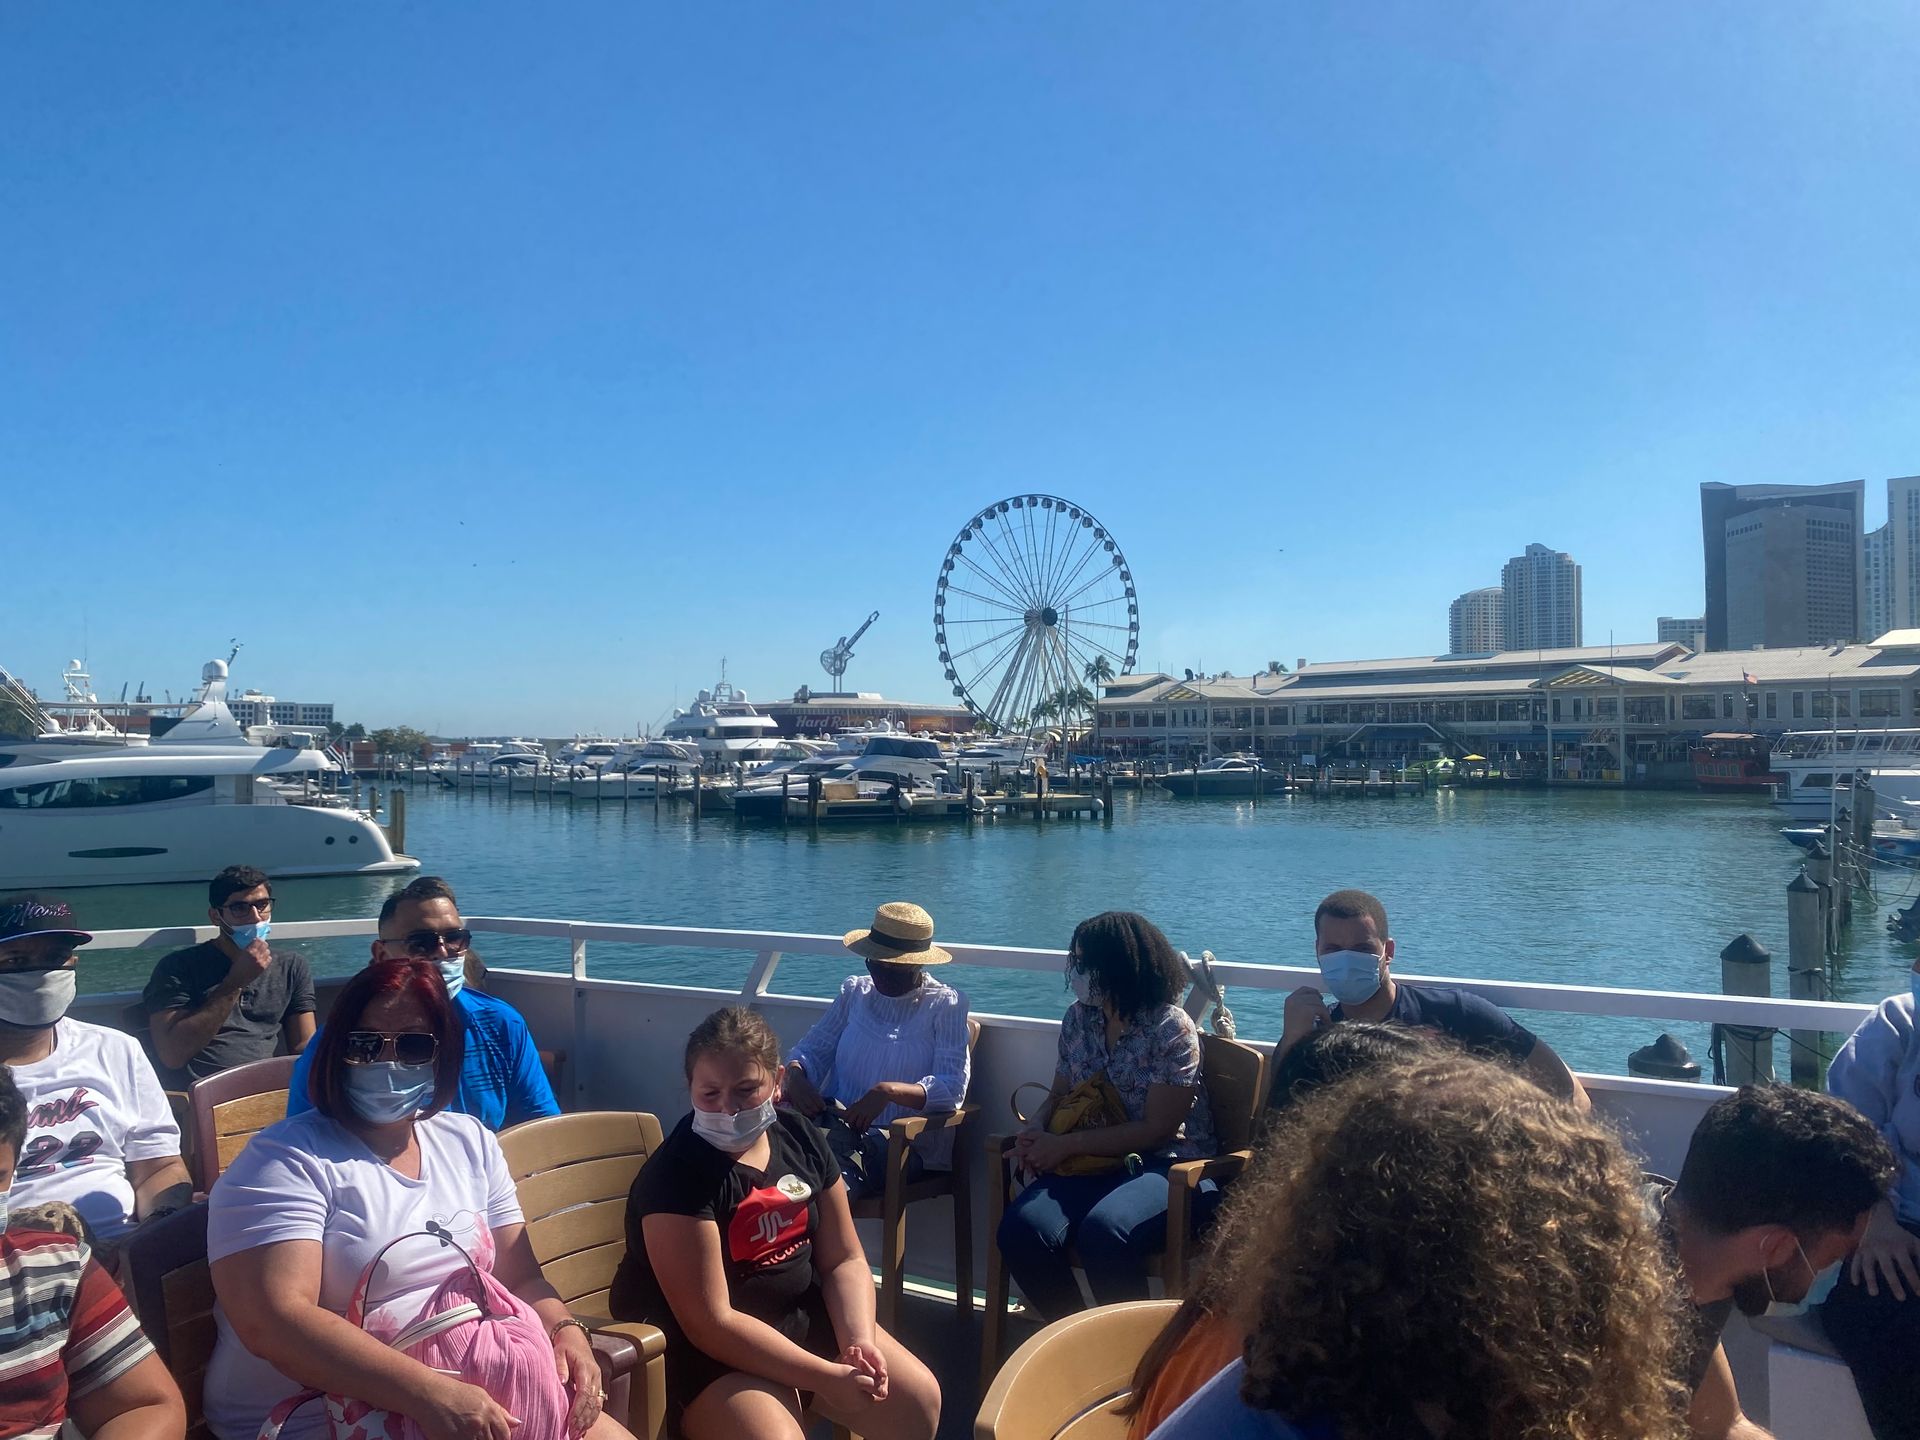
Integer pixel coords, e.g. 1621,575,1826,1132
8,1018,182,1241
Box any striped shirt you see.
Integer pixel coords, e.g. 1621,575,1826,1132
0,1229,155,1440
787,974,971,1167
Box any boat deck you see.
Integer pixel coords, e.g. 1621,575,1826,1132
72,915,1886,1440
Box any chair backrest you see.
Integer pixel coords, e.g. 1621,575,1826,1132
188,1054,297,1188
974,1299,1178,1440
1199,1033,1265,1152
123,1202,216,1440
498,1111,664,1318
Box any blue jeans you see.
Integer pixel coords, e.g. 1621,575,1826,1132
996,1163,1217,1320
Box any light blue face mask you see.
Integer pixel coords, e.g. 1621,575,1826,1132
1908,970,1919,1006
1764,1240,1845,1317
1317,949,1384,1007
344,1061,436,1125
229,921,272,949
0,1187,9,1234
438,957,466,1000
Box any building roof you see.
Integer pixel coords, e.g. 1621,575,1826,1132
1294,642,1682,678
1647,646,1920,684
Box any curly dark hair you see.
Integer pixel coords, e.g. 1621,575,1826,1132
1067,911,1185,1020
0,1065,26,1156
1675,1083,1895,1237
1263,1019,1439,1118
1231,1054,1688,1440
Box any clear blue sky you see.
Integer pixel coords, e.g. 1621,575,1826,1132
5,4,1918,735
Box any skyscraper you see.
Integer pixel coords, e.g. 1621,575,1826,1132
1657,616,1706,650
1865,521,1893,642
1500,544,1582,649
1448,586,1504,654
1700,481,1865,650
1886,476,1920,630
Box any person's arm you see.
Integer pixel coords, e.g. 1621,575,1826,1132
1688,1341,1773,1440
494,1222,605,1437
1020,1082,1197,1171
66,1352,186,1440
503,1010,561,1124
1520,1038,1590,1111
283,954,318,1056
284,1042,318,1116
127,1156,194,1219
283,1010,316,1055
641,1212,876,1412
147,947,272,1073
916,990,970,1115
785,984,856,1108
1277,986,1331,1060
812,1175,890,1399
213,1240,518,1440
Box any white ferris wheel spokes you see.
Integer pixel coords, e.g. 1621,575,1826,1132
934,495,1139,733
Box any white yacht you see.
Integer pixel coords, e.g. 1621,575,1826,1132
846,734,952,791
1768,729,1920,817
954,741,1036,773
0,663,417,888
1160,754,1286,797
660,678,782,764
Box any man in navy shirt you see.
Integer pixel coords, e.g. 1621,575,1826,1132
286,876,559,1130
1278,888,1589,1110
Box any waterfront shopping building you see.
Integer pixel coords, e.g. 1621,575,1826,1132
1095,635,1920,783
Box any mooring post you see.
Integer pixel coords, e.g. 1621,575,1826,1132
1718,933,1775,1085
781,771,790,830
808,773,822,829
1786,867,1830,1088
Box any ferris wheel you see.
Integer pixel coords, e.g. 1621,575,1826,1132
934,495,1139,732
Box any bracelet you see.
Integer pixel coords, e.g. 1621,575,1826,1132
550,1317,592,1343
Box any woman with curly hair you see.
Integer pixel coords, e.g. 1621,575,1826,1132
1150,1051,1689,1440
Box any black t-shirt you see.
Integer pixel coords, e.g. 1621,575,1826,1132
609,1107,839,1344
141,941,316,1087
1331,982,1538,1064
1645,1176,1735,1396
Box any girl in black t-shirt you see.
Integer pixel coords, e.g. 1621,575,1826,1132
608,1006,940,1440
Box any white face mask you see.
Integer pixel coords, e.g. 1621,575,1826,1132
691,1097,777,1153
1070,970,1094,1005
0,967,77,1029
438,956,466,999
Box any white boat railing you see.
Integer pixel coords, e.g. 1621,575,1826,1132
82,914,1878,1039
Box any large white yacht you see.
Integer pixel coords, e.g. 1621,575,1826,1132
659,677,782,764
1768,728,1920,816
0,661,417,889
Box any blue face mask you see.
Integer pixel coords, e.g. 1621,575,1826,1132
0,1187,9,1234
438,957,466,1000
1317,949,1384,1007
1908,971,1919,1007
1763,1240,1845,1317
229,921,272,949
343,1061,436,1125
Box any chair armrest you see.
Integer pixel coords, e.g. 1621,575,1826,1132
583,1318,668,1362
1168,1149,1251,1192
589,1329,637,1375
887,1103,976,1144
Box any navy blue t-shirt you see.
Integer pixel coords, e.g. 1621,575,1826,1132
1331,982,1537,1064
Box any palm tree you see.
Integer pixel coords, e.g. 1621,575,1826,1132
1032,696,1060,728
1083,655,1115,686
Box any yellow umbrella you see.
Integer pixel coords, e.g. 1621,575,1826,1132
1462,754,1487,762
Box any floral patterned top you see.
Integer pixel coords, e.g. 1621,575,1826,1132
1056,1001,1215,1160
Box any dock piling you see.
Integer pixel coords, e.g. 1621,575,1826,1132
386,787,407,853
1717,933,1775,1085
1786,868,1829,1088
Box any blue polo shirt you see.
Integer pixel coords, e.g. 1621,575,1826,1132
287,987,561,1130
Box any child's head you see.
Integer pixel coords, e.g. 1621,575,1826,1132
0,1066,26,1192
684,1006,782,1115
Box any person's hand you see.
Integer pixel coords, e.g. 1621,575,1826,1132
844,1085,894,1132
1282,986,1331,1043
1013,1130,1075,1175
551,1322,605,1437
420,1376,521,1440
782,1065,825,1119
1850,1200,1920,1300
816,1362,881,1411
842,1339,890,1401
227,942,273,987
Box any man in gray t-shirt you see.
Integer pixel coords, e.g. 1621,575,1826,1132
142,866,316,1088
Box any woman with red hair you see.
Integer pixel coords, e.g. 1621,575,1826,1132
205,961,630,1440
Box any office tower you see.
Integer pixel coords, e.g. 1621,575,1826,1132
1700,481,1865,649
1500,544,1582,649
1657,616,1706,651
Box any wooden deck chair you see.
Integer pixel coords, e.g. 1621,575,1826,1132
974,1300,1178,1440
123,1202,217,1440
186,1054,296,1190
848,1016,982,1332
979,1033,1265,1393
499,1111,669,1440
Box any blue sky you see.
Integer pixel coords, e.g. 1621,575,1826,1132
5,4,1918,735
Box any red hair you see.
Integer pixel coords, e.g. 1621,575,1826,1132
307,960,464,1121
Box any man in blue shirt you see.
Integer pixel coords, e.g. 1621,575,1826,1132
1278,887,1589,1111
287,876,559,1129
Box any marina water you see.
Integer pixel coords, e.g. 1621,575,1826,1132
68,784,1919,1077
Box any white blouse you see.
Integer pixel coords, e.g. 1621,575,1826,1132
787,974,971,1167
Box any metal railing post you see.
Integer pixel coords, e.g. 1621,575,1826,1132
570,937,590,1108
744,950,784,998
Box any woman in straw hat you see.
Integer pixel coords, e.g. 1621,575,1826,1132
781,903,971,1200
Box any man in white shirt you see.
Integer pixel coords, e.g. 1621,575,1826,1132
0,895,192,1255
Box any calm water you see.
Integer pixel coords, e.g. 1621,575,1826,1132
67,782,1920,1076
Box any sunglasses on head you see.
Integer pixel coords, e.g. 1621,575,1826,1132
385,928,472,958
345,1030,440,1066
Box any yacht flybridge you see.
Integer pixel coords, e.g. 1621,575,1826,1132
660,675,782,762
0,660,417,888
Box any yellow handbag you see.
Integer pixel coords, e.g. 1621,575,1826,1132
1012,1073,1130,1176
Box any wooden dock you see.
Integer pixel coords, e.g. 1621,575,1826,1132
980,792,1109,818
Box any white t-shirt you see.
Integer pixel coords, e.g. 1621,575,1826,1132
8,1018,181,1241
202,1108,524,1440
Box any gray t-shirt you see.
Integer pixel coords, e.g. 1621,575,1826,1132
142,941,316,1087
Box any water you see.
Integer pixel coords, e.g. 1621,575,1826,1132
65,782,1920,1076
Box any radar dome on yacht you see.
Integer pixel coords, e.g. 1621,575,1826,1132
203,660,229,682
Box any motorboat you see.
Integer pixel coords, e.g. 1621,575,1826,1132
731,756,858,819
1768,729,1920,815
1781,819,1920,868
1691,733,1774,792
846,734,952,791
954,741,1036,773
1770,765,1920,819
1159,754,1287,797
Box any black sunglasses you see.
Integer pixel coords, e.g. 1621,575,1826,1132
386,928,473,958
345,1030,440,1066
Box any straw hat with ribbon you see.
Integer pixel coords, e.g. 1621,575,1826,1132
843,902,952,966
